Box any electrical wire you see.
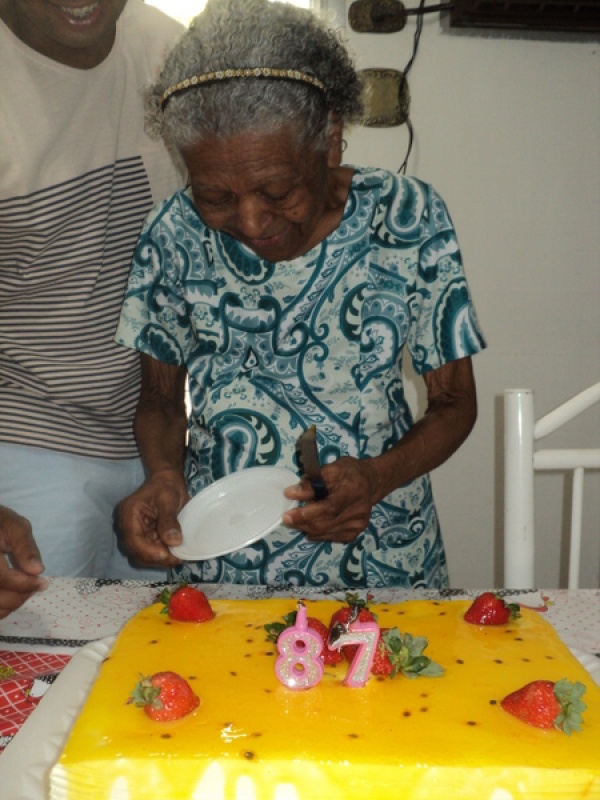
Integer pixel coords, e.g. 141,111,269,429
398,0,427,173
398,117,414,175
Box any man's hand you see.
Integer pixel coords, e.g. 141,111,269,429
117,470,189,568
0,506,47,620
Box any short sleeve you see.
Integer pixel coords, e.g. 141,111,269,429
405,180,486,374
115,193,195,367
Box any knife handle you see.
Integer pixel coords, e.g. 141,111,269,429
311,478,328,501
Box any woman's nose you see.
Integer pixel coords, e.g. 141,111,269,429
235,195,272,238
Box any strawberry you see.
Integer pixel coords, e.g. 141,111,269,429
328,593,377,630
306,617,345,665
265,611,343,665
500,678,587,734
129,671,200,722
464,592,520,625
160,584,215,622
328,594,377,662
370,628,394,677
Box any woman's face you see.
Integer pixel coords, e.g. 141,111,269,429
0,0,128,67
181,125,342,263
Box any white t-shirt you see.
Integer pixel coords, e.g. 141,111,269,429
0,0,184,459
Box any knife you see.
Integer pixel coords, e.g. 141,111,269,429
295,425,328,501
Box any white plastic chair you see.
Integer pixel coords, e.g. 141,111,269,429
504,383,600,589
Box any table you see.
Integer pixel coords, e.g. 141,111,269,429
1,579,599,758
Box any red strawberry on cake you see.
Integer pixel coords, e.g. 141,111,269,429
328,593,377,631
160,584,215,622
328,593,377,662
501,678,587,734
130,671,200,722
464,592,520,625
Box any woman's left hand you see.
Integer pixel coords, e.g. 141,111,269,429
282,456,379,543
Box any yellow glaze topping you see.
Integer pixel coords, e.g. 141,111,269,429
50,598,600,799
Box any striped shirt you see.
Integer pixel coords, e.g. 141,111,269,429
0,1,184,459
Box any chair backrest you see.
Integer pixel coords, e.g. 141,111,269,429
503,383,600,589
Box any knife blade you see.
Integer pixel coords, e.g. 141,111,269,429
295,425,328,501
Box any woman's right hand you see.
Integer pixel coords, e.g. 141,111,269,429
117,470,189,568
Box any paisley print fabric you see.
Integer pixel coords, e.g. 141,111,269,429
116,168,486,589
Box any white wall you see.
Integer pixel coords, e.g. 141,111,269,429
343,10,600,588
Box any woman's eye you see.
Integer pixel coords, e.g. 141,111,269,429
264,188,294,203
195,193,232,208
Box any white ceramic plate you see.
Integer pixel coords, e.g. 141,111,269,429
171,466,298,561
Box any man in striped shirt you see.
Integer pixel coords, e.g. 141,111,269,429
0,0,185,617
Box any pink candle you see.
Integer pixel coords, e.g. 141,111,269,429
275,603,324,690
329,619,380,688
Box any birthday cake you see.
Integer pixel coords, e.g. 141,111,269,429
49,595,600,800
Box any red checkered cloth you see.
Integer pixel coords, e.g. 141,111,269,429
0,650,72,752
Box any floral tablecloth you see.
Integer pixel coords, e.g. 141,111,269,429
0,579,599,754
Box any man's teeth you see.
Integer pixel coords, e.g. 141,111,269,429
59,3,99,18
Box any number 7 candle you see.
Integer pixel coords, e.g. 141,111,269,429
328,617,380,688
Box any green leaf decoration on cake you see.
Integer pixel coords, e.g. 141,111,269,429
264,611,297,642
129,674,162,709
554,679,587,735
381,628,445,679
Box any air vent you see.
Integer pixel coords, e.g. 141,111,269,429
449,0,600,33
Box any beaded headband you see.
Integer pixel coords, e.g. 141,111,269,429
159,67,326,111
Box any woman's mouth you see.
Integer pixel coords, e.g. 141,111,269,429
244,230,289,255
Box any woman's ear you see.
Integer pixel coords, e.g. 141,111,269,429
326,116,344,168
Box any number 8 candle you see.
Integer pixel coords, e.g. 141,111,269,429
275,603,324,690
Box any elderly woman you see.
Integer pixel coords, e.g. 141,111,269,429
116,0,486,589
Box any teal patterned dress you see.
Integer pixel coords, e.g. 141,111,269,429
116,167,486,589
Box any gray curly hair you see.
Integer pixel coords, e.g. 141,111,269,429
146,0,362,151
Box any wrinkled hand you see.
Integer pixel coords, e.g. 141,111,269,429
282,456,379,543
0,506,47,620
117,471,189,568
